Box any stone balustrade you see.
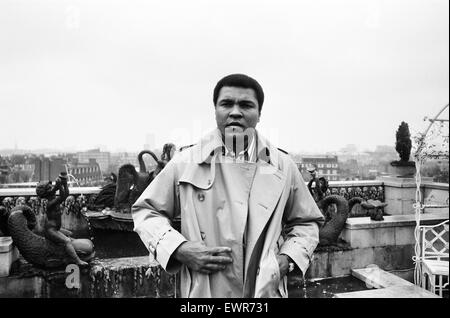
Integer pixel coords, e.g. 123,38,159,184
0,187,102,237
0,187,100,217
326,180,385,201
0,181,386,214
1,179,448,219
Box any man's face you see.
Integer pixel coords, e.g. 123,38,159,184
215,86,260,141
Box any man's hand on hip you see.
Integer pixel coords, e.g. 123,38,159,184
172,241,233,274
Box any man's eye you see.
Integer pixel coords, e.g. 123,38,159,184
220,101,233,107
240,102,254,109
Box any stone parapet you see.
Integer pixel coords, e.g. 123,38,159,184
380,176,448,215
0,256,177,298
306,244,415,279
341,211,448,248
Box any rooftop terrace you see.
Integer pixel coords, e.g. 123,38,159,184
0,178,448,298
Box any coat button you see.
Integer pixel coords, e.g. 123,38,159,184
198,192,205,201
256,267,260,276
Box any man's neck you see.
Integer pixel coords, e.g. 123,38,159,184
221,130,255,156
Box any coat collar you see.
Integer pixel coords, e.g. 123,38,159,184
192,128,280,169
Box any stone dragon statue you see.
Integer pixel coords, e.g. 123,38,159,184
317,195,364,246
0,204,94,269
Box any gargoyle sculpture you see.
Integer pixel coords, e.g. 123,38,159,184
317,195,363,246
360,199,387,221
114,149,167,210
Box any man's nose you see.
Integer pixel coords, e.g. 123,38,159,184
229,104,243,118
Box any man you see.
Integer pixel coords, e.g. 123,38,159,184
307,166,328,203
132,74,324,298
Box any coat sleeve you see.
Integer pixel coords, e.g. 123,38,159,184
131,159,187,274
279,160,325,276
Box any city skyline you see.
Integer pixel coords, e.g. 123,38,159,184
0,0,448,154
0,142,399,156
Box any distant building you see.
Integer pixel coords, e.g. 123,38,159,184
33,156,102,185
338,159,358,181
77,149,111,173
66,158,102,185
297,155,340,181
33,156,67,182
0,165,11,184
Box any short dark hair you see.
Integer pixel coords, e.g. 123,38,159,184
213,74,264,112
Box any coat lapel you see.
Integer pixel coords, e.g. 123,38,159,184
244,160,286,274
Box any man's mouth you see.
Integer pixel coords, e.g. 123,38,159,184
226,123,245,129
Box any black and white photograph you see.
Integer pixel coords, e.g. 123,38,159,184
0,0,448,302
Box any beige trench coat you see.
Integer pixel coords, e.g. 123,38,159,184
132,129,324,298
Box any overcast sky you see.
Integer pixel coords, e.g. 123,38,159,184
0,0,448,154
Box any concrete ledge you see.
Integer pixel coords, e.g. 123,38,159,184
422,182,450,191
345,211,449,230
0,187,101,197
335,267,439,298
351,267,413,289
335,284,440,298
381,179,418,188
328,180,384,187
